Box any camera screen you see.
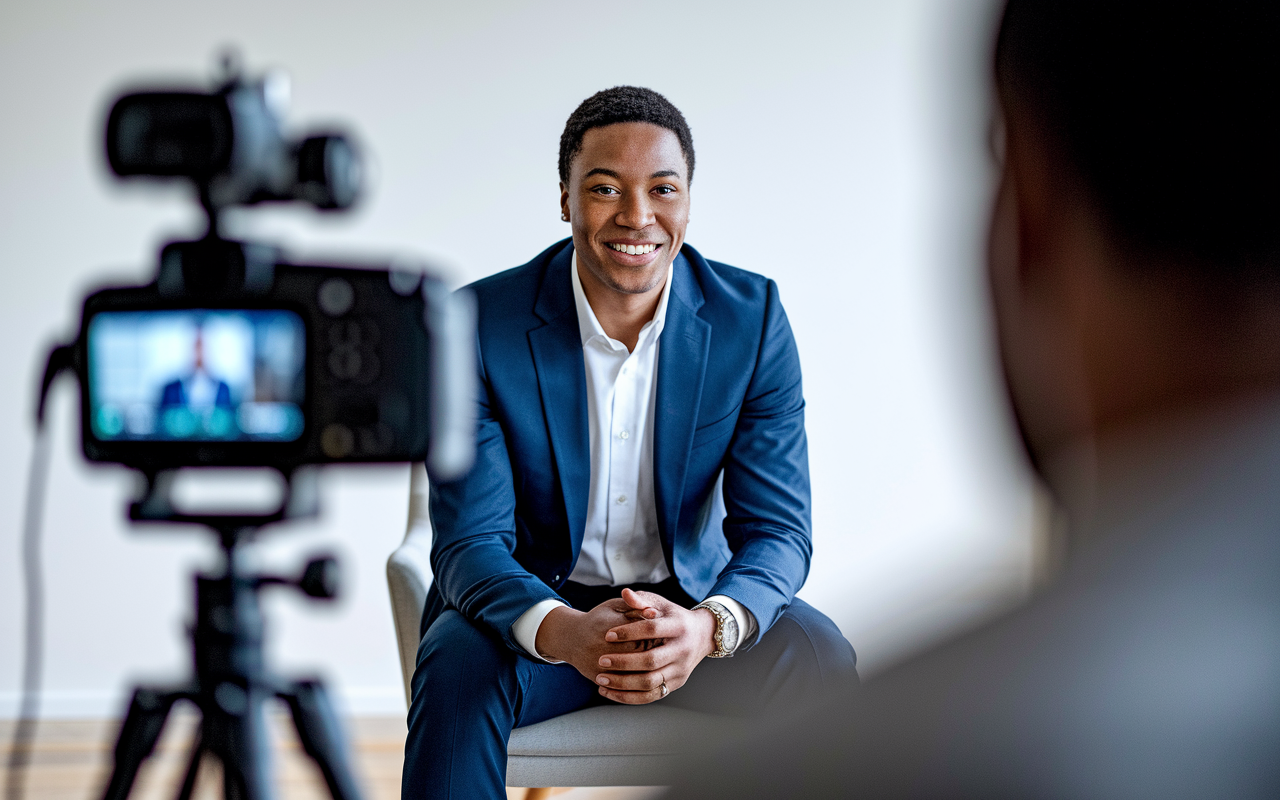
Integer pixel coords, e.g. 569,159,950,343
88,310,306,442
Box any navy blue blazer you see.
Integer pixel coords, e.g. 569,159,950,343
159,377,233,409
423,239,812,654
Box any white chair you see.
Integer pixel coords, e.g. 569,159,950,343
387,463,730,793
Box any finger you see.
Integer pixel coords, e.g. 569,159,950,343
600,598,633,613
598,685,663,705
622,608,657,622
595,669,668,692
620,587,648,610
598,647,670,672
624,589,670,611
619,589,661,619
600,638,665,659
606,617,681,643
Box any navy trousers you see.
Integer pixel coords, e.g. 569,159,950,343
402,580,857,799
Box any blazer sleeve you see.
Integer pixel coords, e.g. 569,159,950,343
707,279,812,649
426,341,562,654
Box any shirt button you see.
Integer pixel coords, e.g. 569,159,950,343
618,430,630,440
616,494,627,504
621,367,629,375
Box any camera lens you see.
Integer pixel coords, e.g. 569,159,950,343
296,135,361,209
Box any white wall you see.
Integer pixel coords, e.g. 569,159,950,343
0,0,1030,719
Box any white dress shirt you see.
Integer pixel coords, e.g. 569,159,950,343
511,249,756,662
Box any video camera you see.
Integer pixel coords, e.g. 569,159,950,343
52,60,475,496
15,58,477,800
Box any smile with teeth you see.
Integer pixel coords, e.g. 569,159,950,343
609,243,659,256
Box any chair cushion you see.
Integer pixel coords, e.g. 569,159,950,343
507,705,736,787
509,705,731,757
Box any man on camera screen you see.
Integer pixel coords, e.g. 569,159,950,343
400,87,858,798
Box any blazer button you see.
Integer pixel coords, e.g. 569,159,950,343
553,574,561,582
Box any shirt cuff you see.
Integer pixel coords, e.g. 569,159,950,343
705,594,757,653
512,598,569,663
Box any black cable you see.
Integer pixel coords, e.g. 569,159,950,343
6,344,70,800
4,420,51,800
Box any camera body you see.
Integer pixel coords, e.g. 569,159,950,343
76,239,443,473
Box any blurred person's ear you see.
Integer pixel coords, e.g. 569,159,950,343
986,113,1094,482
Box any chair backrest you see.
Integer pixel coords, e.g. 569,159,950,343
386,462,434,707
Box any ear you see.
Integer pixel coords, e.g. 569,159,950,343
986,113,1097,477
559,181,570,222
1004,118,1059,289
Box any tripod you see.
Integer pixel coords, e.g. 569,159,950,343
99,470,364,800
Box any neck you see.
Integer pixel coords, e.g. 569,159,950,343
1078,253,1280,440
576,260,667,352
1043,387,1280,561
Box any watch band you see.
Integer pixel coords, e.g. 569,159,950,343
693,600,738,658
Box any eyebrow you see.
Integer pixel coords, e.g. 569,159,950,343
583,167,683,181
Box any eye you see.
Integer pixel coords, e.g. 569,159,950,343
653,185,677,196
592,185,620,196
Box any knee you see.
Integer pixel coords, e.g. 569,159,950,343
775,599,859,688
410,609,516,708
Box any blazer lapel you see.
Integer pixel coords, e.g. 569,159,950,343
654,251,711,559
527,244,591,560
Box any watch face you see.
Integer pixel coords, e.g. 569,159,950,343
703,601,738,654
722,615,739,651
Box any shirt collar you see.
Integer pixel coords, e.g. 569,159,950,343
570,248,675,350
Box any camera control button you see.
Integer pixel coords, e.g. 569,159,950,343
214,683,248,716
321,423,355,458
329,347,363,380
318,277,355,316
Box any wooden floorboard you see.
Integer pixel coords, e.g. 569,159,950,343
0,716,663,800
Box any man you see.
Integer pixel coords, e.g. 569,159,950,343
402,87,857,799
669,1,1280,797
157,325,234,438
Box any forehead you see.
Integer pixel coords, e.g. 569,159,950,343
572,122,686,181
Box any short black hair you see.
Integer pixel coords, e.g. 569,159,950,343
558,86,695,185
995,1,1280,279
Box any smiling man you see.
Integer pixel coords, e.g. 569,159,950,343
401,87,858,799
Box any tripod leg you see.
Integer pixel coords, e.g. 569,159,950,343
281,680,364,800
204,684,273,800
100,687,181,800
174,730,203,800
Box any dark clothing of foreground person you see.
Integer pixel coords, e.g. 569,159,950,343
674,399,1280,796
669,1,1280,796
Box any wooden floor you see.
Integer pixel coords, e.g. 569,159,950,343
0,715,663,800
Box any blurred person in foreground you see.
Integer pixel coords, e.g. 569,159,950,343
668,0,1280,797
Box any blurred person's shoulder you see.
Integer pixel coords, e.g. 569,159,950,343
867,398,1280,796
674,397,1280,799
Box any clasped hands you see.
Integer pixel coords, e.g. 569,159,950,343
534,588,716,704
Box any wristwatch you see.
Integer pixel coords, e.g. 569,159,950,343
692,600,739,658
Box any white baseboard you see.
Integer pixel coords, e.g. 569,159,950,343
0,685,406,720
0,689,125,719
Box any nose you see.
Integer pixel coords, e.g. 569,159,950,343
615,191,655,230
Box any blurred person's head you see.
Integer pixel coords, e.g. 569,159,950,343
988,0,1280,480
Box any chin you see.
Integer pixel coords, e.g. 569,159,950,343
604,271,665,295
